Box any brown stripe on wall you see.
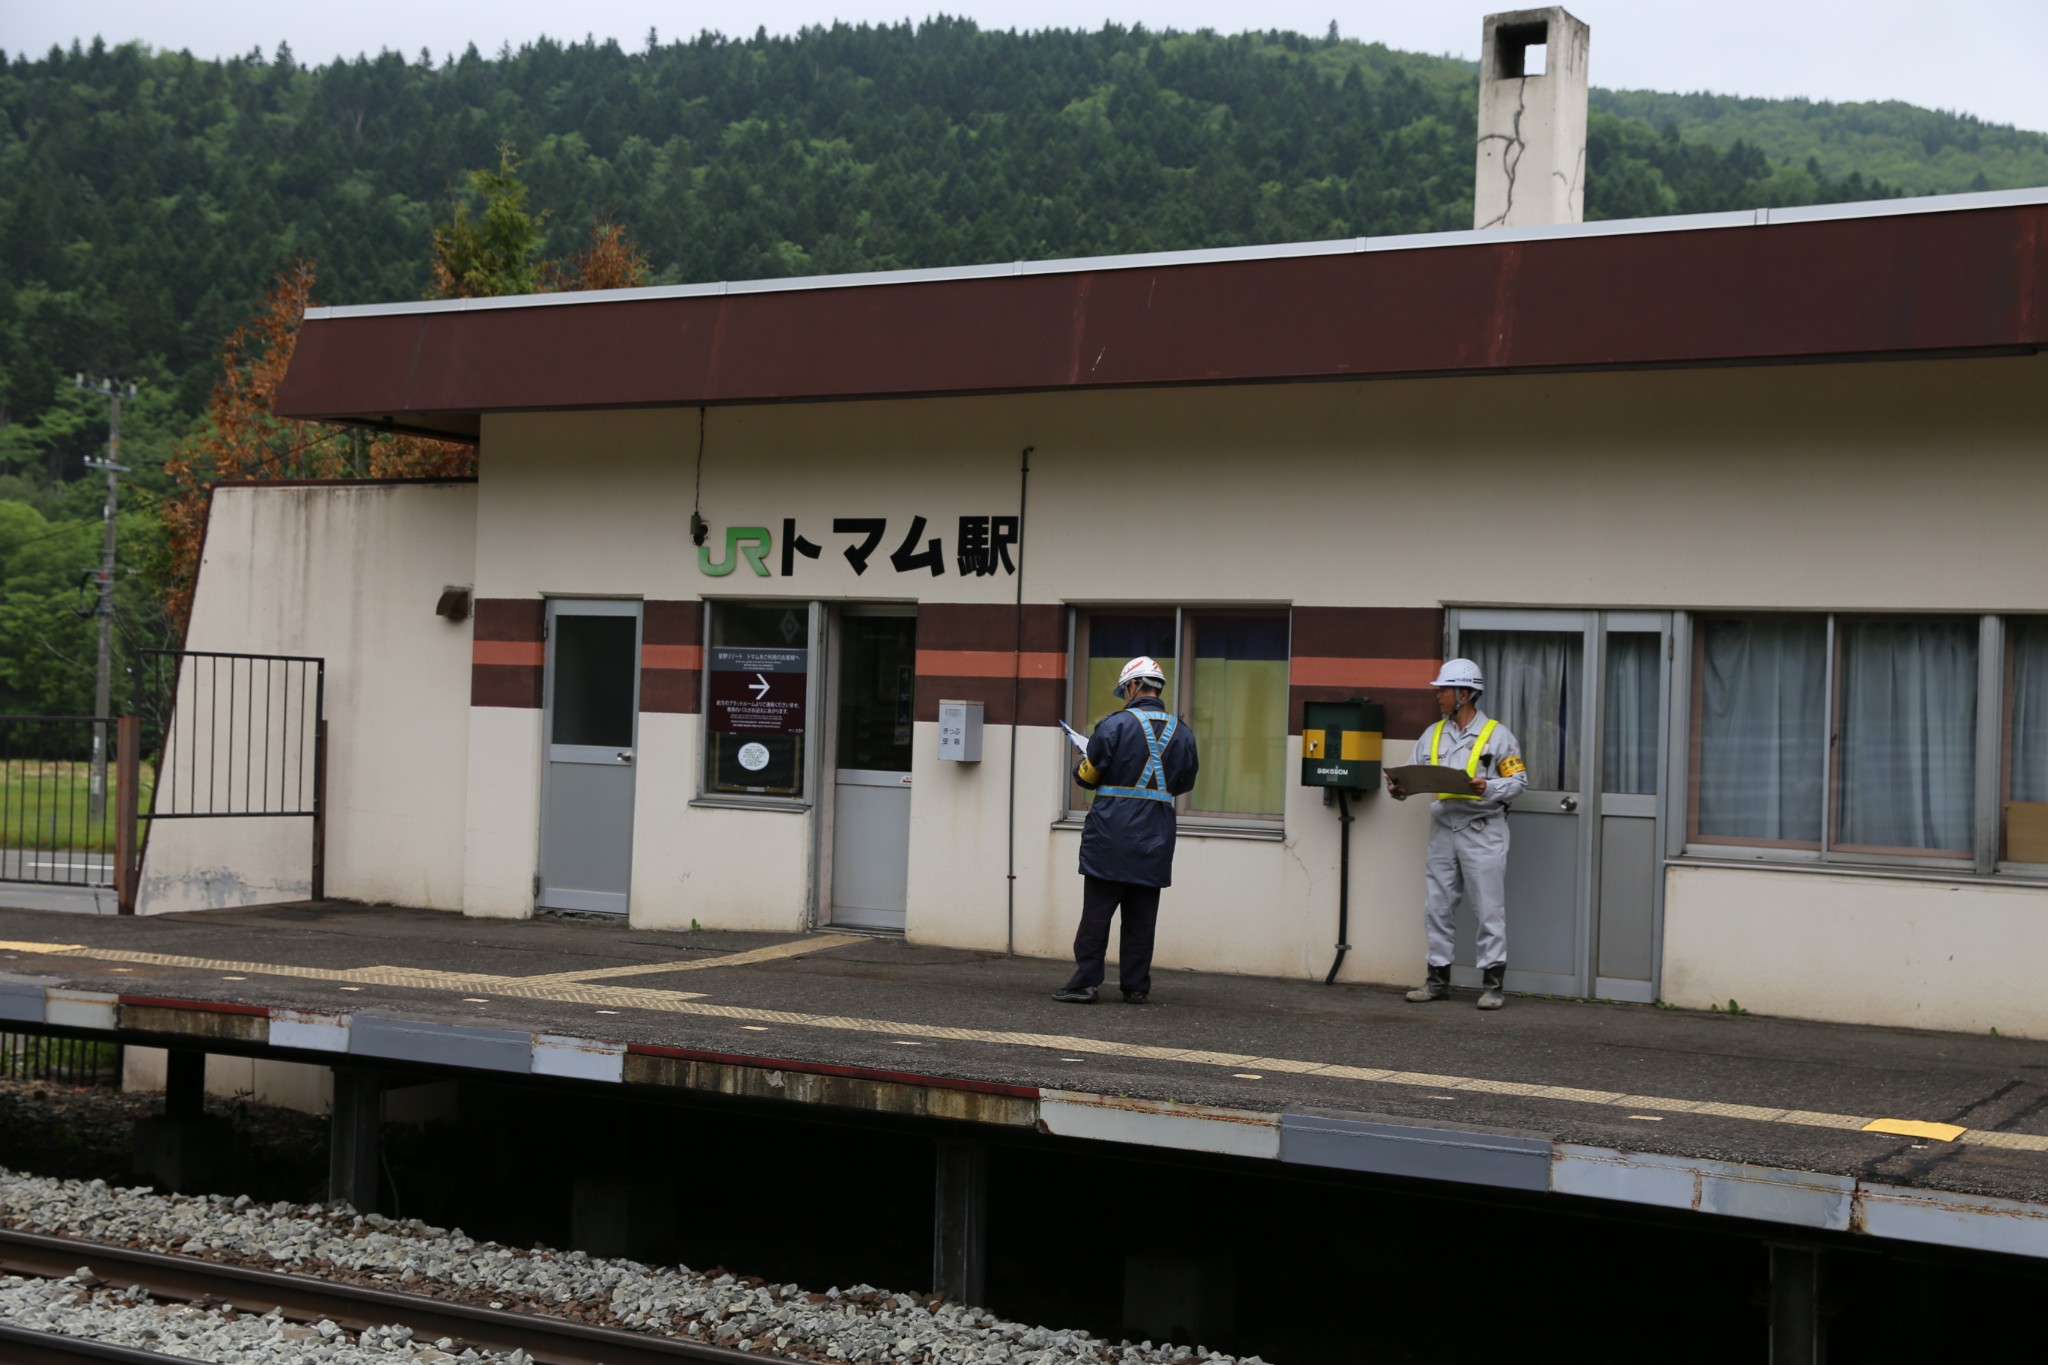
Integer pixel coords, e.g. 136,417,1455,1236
473,664,544,709
1291,685,1438,741
473,597,544,642
1290,607,1441,660
913,603,1066,725
1286,606,1443,737
471,597,544,708
917,603,1064,653
642,599,703,646
914,676,1064,728
641,599,703,714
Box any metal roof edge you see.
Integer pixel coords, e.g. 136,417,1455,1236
302,185,2048,322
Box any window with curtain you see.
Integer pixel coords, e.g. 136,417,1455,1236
1603,633,1662,796
1068,607,1288,822
1466,631,1581,790
1834,620,1976,854
2009,618,2048,863
1694,617,1826,844
1691,615,1982,860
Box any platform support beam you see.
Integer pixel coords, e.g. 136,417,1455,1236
132,1048,226,1193
328,1067,383,1213
163,1048,205,1119
932,1138,988,1307
1768,1245,1823,1364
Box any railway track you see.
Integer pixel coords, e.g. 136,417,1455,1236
0,1225,765,1364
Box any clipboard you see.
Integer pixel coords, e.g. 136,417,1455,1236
1057,719,1090,756
1385,763,1480,795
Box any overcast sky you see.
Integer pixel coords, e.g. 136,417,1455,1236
6,1,2044,134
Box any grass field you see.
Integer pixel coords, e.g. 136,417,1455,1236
1,760,155,853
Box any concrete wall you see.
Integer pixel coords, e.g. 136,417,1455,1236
1662,864,2041,1036
454,354,2048,1037
1475,7,1591,229
142,482,478,914
169,353,2048,1038
123,1046,332,1114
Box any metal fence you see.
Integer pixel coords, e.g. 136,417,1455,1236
0,650,325,911
0,1032,122,1086
0,716,125,889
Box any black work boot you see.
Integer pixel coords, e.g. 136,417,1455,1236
1404,963,1451,1003
1477,963,1507,1011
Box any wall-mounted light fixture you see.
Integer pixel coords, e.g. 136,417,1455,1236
435,586,472,621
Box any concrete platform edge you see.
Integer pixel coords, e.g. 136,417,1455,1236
14,987,2048,1260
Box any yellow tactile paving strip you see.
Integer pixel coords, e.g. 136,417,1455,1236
512,934,864,985
4,937,2043,1154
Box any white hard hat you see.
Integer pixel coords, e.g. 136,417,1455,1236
1117,656,1167,691
1430,658,1485,693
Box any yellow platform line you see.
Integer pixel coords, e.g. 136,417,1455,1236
513,933,863,985
4,937,2039,1152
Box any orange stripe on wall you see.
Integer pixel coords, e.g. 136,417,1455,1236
1289,656,1439,689
916,650,1067,679
642,644,703,670
473,640,544,667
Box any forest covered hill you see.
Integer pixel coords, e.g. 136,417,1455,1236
2,20,2044,712
1590,89,2048,196
9,20,2045,451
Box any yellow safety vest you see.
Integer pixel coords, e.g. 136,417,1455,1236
1429,718,1498,801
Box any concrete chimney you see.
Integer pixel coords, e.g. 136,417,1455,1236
1473,7,1590,229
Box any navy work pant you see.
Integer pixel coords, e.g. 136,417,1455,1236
1063,876,1162,996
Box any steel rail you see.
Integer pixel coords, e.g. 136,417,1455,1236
0,1322,173,1365
0,1226,767,1365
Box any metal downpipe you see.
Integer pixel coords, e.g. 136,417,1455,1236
1323,787,1353,984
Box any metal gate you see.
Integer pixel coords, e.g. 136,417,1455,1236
134,649,327,915
1,652,328,914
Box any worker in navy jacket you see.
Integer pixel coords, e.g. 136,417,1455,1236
1053,656,1200,1005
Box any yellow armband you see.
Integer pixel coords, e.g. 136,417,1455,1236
1077,758,1102,785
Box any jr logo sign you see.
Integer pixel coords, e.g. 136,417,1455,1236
698,516,1019,578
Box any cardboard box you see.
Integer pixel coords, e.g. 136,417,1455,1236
2007,802,2048,864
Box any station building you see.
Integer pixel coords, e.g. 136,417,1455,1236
141,12,2048,1040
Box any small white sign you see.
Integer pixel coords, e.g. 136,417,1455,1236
737,741,771,772
937,699,984,762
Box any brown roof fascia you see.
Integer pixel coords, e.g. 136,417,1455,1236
275,202,2048,432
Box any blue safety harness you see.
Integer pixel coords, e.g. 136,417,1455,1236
1096,708,1179,803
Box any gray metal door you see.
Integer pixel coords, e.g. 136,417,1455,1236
828,609,916,931
539,600,641,915
1593,618,1668,1002
1452,610,1668,1000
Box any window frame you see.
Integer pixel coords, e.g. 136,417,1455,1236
1060,603,1291,832
694,598,822,811
1682,611,2042,877
2001,615,2048,874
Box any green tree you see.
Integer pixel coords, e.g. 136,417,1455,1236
429,143,547,298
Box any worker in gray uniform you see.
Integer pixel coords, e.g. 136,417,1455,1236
1386,658,1527,1010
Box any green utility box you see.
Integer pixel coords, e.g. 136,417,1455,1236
1301,698,1385,791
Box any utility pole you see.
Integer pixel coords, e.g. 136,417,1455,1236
76,374,135,822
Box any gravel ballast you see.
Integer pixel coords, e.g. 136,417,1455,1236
1,1270,529,1362
0,1169,1266,1364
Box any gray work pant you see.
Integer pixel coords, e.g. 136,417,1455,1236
1424,815,1508,970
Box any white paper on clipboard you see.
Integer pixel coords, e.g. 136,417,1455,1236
1057,719,1090,755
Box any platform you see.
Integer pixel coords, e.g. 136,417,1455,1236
2,901,2045,1261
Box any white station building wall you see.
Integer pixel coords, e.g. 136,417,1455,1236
140,482,478,915
170,353,2048,1036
